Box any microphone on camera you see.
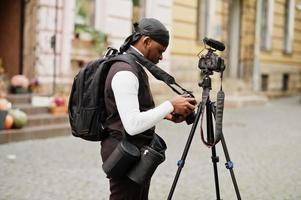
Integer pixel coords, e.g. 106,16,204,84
203,37,225,51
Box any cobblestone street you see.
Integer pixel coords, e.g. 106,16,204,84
1,96,301,200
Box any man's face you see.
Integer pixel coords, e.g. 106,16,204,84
144,38,167,64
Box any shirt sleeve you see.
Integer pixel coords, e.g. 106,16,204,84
111,71,174,136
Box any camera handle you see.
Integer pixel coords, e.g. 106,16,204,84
167,76,241,200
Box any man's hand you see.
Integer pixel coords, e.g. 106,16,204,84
165,113,186,123
169,95,197,117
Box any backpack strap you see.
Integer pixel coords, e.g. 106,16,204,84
102,54,146,140
99,55,132,126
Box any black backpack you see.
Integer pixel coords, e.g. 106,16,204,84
68,48,135,141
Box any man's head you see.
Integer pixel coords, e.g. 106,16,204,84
120,18,169,64
133,34,167,64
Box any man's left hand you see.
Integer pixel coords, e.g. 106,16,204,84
165,113,186,123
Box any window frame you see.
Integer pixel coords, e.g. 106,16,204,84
197,0,215,43
283,0,295,54
260,0,274,51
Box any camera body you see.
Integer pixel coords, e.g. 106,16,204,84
198,53,225,73
198,38,226,74
183,91,196,124
171,90,196,125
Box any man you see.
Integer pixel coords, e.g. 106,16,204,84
101,18,196,200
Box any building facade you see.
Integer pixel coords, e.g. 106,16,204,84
171,0,301,98
0,0,300,99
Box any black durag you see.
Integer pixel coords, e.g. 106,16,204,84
119,18,169,53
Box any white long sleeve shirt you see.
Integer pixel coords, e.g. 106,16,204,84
111,48,174,136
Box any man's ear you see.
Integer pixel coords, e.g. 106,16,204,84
142,36,152,48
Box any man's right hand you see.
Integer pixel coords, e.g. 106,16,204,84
169,95,197,117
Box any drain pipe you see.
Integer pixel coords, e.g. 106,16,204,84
51,0,59,95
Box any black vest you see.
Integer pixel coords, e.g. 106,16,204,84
104,59,155,148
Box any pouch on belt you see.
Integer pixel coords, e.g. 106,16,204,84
127,134,167,184
102,139,140,178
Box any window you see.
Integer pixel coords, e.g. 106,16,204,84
73,0,106,54
198,0,209,42
132,0,146,23
260,0,274,51
282,73,289,91
284,0,295,54
261,74,269,91
197,0,215,43
75,0,96,27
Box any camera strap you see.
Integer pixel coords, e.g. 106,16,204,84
199,77,225,148
214,81,225,145
199,87,214,147
126,48,193,96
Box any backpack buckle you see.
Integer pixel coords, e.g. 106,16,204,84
104,47,118,58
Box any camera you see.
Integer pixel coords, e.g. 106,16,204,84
198,37,226,74
169,90,196,125
183,91,196,125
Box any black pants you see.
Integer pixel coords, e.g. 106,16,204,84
101,137,150,200
109,176,150,200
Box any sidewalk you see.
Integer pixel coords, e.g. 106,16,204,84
0,95,300,200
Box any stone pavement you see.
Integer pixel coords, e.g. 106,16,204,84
0,95,301,200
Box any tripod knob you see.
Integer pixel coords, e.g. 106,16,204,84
225,161,234,169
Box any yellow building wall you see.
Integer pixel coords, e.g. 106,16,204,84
171,0,301,97
260,0,301,95
171,0,230,93
172,0,200,56
260,0,301,65
171,0,228,56
170,0,239,95
170,0,201,94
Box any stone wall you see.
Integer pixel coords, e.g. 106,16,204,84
23,0,74,95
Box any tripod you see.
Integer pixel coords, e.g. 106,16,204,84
167,74,241,200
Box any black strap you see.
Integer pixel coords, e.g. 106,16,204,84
199,88,214,147
126,48,193,96
199,82,224,148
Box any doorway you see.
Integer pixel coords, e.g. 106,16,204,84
0,0,23,78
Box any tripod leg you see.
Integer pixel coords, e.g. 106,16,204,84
211,102,241,200
167,102,203,200
211,147,221,200
207,102,221,200
220,134,242,200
